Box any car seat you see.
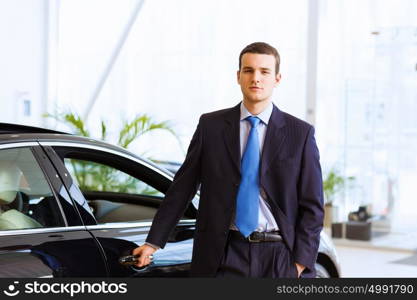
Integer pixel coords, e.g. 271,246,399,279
0,162,42,230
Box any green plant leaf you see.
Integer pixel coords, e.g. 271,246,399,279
323,168,355,204
117,114,178,149
44,111,90,137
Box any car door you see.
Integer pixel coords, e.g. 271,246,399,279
0,143,107,277
42,142,196,277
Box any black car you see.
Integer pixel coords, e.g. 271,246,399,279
0,123,340,278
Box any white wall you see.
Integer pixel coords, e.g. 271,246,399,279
0,0,47,126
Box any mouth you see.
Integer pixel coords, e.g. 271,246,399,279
249,87,262,91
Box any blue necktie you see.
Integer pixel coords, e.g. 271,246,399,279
235,116,261,237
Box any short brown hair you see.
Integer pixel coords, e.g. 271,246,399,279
239,42,280,75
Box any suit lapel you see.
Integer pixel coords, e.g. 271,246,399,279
223,103,241,175
260,104,287,176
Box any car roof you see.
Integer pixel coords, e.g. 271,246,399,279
0,122,68,135
0,122,123,152
0,122,173,177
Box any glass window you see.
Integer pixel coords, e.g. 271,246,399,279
64,158,163,224
316,0,417,234
52,0,309,162
0,148,64,230
64,158,162,196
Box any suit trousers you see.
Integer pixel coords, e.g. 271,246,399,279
215,231,299,278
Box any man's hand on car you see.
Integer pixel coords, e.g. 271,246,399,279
132,244,158,267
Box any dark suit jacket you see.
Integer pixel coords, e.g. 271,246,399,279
146,102,324,277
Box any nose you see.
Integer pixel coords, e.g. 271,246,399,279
252,70,261,83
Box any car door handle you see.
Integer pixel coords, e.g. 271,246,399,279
48,234,64,238
119,255,154,273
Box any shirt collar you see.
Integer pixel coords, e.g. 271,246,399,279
240,101,273,125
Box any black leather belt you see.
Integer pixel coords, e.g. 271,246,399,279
229,230,283,242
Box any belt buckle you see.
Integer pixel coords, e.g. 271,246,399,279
247,232,261,243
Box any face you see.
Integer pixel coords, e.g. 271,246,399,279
237,53,281,104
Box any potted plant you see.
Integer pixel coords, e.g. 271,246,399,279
322,168,354,227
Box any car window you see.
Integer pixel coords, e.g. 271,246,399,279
64,158,163,224
0,148,64,230
64,158,163,196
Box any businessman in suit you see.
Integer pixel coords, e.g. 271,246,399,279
133,42,324,278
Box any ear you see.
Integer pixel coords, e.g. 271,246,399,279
274,73,281,87
237,70,241,84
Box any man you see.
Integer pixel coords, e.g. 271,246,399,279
133,42,324,278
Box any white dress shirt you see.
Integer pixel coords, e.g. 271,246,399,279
230,101,279,232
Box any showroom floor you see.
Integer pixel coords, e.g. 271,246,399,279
330,229,417,277
335,245,417,277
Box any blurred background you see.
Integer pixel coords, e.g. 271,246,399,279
0,0,416,276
